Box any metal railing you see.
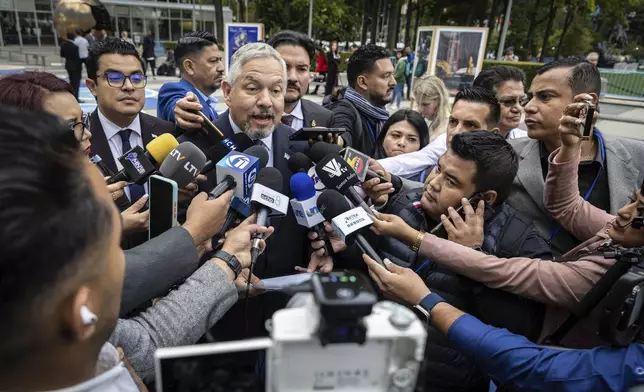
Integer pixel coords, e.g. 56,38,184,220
599,67,644,102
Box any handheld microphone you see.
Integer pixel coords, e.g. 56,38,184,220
314,153,374,216
106,134,179,185
287,152,313,173
317,189,385,266
202,133,255,176
158,142,207,188
310,142,387,183
290,172,334,257
307,141,342,163
90,153,115,177
249,168,288,261
210,150,260,200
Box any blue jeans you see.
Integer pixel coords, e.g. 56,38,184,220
394,83,404,106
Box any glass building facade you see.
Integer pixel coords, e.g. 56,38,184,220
0,0,232,48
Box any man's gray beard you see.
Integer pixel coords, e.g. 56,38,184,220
244,123,275,140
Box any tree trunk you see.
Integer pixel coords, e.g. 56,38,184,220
539,0,557,62
387,0,401,50
361,0,370,45
394,1,403,46
371,0,380,44
432,0,443,25
555,0,574,59
404,0,413,46
524,0,542,56
412,2,424,49
485,0,500,54
214,0,224,42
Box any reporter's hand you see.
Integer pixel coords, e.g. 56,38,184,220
182,190,232,245
235,268,264,297
174,92,204,130
221,214,275,269
362,171,394,206
177,174,206,203
296,222,346,273
362,254,430,305
368,158,392,183
121,195,150,233
370,212,414,240
440,198,485,247
106,177,127,202
308,132,342,146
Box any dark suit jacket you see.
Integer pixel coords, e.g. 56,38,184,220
180,112,311,341
300,98,333,128
120,226,200,316
157,79,219,129
507,133,644,255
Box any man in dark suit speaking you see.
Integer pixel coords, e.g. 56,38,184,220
267,30,333,130
181,42,312,340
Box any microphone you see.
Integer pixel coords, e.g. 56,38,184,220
210,150,260,200
290,172,334,257
307,141,342,163
158,142,207,188
202,133,255,176
249,167,288,262
309,142,387,183
317,189,385,266
89,154,115,177
106,134,179,185
287,152,313,173
314,153,374,216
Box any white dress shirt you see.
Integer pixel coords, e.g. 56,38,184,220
73,35,89,59
228,113,274,167
98,109,147,199
285,100,304,131
378,128,527,178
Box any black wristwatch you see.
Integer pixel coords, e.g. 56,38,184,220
413,292,446,325
213,250,242,280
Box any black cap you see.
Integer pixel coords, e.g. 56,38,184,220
255,167,283,193
317,189,352,221
314,153,359,193
288,152,314,173
244,145,269,168
308,142,342,163
231,132,254,152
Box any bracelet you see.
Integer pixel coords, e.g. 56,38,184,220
409,230,426,253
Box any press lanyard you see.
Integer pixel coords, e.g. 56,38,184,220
548,130,606,243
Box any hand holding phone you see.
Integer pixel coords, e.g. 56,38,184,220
430,195,486,247
289,127,346,143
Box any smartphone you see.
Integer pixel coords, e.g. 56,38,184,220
289,127,346,141
581,103,595,140
148,175,178,240
429,193,485,236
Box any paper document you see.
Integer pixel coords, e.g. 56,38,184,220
253,273,313,291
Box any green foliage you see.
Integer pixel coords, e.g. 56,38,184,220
482,60,544,87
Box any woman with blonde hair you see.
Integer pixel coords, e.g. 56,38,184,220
412,75,450,141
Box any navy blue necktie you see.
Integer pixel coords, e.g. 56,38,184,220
119,129,146,203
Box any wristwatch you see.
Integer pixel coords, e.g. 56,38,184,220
413,292,446,325
213,250,242,280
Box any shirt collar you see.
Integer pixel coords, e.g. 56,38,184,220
192,84,217,104
97,108,141,140
286,100,304,121
228,113,273,149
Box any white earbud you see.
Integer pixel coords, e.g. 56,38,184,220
80,305,98,325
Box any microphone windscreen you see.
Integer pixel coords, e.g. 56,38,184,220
290,172,316,201
207,143,232,163
159,142,207,188
146,134,179,164
255,167,283,193
288,152,313,173
308,142,342,163
317,189,352,221
231,133,254,152
314,153,359,193
244,145,269,168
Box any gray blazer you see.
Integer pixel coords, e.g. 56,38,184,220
507,134,644,255
301,98,333,128
120,227,200,316
110,261,238,382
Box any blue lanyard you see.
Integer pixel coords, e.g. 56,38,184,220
365,121,376,143
548,130,606,242
416,259,430,274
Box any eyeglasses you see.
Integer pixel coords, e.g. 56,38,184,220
97,71,147,89
499,95,530,108
70,113,90,142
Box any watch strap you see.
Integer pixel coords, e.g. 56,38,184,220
419,292,446,313
213,250,242,280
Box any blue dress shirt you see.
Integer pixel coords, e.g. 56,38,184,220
447,313,644,391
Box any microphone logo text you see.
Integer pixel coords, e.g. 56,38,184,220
125,152,146,175
322,159,347,178
226,154,251,169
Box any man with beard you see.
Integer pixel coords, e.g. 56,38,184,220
327,44,396,155
267,30,333,131
157,31,225,133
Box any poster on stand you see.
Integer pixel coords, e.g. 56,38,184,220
224,23,264,71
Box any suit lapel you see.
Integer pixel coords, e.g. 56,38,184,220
272,124,296,188
139,113,156,146
301,99,313,128
89,110,118,174
604,136,639,213
515,139,546,209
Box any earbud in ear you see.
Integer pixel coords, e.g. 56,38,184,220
80,305,98,326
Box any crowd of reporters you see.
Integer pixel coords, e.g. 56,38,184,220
1,27,643,392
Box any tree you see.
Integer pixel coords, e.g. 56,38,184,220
539,0,558,61
555,0,594,58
